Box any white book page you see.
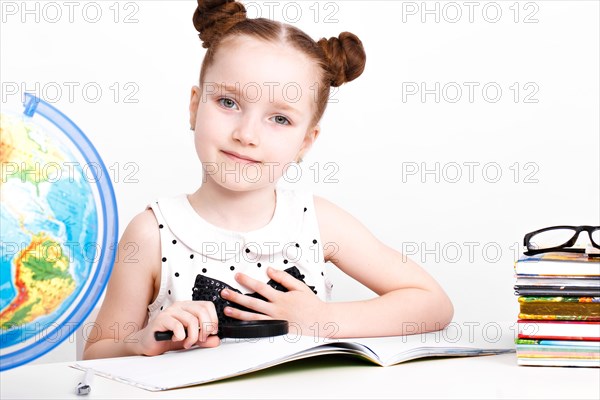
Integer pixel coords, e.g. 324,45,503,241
73,335,340,391
337,323,516,366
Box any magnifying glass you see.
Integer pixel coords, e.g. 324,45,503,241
154,269,305,341
154,319,289,340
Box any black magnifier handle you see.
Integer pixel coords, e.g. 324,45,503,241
154,320,288,341
154,331,176,341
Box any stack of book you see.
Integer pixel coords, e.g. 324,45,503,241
514,252,600,367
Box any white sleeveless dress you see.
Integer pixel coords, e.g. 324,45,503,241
146,186,333,321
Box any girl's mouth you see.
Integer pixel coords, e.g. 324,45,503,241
222,150,260,164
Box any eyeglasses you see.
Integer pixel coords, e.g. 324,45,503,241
523,225,600,257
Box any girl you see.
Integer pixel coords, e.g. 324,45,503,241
84,0,454,359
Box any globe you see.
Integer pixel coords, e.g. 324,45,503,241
0,94,117,371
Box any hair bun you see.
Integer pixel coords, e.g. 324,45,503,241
317,32,366,87
193,0,247,49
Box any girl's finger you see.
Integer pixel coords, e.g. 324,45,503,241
180,302,219,337
265,267,308,292
233,273,278,301
155,315,187,342
197,335,220,348
157,307,199,343
196,307,214,342
221,288,271,314
223,305,271,322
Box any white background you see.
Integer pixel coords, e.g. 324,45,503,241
1,0,599,364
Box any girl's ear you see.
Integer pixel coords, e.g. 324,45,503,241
297,124,320,162
189,86,202,130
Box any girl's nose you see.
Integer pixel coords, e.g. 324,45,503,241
232,114,260,146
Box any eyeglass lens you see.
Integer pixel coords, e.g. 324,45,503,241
530,227,599,250
591,228,600,245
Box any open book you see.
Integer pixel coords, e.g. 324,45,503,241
73,324,515,391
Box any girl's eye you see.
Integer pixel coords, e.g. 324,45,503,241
218,98,238,110
272,115,290,125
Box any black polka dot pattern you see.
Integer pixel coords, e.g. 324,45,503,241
150,197,331,319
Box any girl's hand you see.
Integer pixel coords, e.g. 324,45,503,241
131,300,220,356
220,268,327,336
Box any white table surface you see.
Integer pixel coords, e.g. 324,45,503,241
1,352,599,399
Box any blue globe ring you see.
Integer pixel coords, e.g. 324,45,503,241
0,94,118,371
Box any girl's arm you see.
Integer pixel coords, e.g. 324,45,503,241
312,195,454,337
82,210,219,359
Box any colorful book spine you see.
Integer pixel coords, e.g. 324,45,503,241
515,253,600,277
515,338,600,367
517,320,600,341
518,296,600,321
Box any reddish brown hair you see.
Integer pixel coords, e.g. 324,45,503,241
193,0,366,126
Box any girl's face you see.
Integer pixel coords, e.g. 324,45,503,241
189,36,320,192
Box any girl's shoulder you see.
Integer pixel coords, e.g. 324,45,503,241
111,208,162,292
124,208,161,244
122,209,162,266
312,194,356,227
311,194,375,251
